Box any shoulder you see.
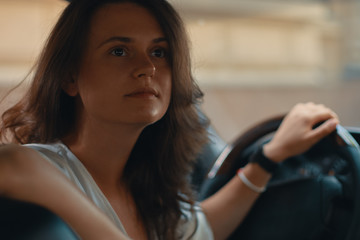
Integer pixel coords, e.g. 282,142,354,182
1,144,39,160
23,142,88,185
24,142,76,173
0,144,48,171
24,142,66,160
0,143,65,197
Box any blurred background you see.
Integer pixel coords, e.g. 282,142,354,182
0,0,359,142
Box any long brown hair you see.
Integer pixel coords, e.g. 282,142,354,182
0,0,208,239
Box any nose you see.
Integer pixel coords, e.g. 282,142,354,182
132,55,156,79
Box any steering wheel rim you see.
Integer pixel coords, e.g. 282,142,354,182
200,115,360,240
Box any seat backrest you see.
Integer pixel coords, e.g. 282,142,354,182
0,197,79,240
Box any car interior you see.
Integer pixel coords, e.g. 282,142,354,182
199,116,360,240
1,0,360,239
1,114,360,240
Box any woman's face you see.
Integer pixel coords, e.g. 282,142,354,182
69,2,172,128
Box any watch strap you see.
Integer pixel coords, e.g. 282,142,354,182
250,146,279,173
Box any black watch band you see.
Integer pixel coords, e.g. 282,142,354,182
250,146,279,173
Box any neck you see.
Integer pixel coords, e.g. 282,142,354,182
62,118,146,190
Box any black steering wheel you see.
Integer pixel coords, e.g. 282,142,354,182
199,116,360,240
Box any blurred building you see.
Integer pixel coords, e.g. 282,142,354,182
170,0,360,141
0,0,359,142
170,0,360,85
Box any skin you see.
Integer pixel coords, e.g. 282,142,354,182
0,144,129,240
0,3,340,240
62,3,172,239
201,102,339,239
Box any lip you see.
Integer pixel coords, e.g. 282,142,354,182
125,87,159,98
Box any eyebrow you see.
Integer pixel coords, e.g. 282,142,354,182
97,36,168,48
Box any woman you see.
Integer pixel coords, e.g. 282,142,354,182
0,0,339,239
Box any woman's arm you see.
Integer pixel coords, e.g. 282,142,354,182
201,102,339,240
0,144,129,240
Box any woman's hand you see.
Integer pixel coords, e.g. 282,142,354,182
202,102,339,240
263,102,339,163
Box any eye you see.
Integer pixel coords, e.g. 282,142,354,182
110,48,126,57
151,48,167,58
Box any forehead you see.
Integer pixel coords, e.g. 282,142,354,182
88,2,165,42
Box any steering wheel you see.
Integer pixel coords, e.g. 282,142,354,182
199,115,360,240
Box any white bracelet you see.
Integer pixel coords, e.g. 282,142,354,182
237,170,266,193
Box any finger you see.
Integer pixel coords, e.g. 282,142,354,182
307,118,338,143
310,107,339,126
312,114,338,127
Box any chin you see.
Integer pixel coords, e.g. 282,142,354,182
128,112,165,126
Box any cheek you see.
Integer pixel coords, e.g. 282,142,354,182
77,62,116,98
77,76,98,102
162,75,172,108
76,75,109,113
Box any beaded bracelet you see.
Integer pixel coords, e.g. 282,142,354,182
237,169,266,193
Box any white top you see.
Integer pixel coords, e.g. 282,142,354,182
25,142,214,240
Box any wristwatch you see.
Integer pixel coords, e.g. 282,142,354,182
249,145,279,173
